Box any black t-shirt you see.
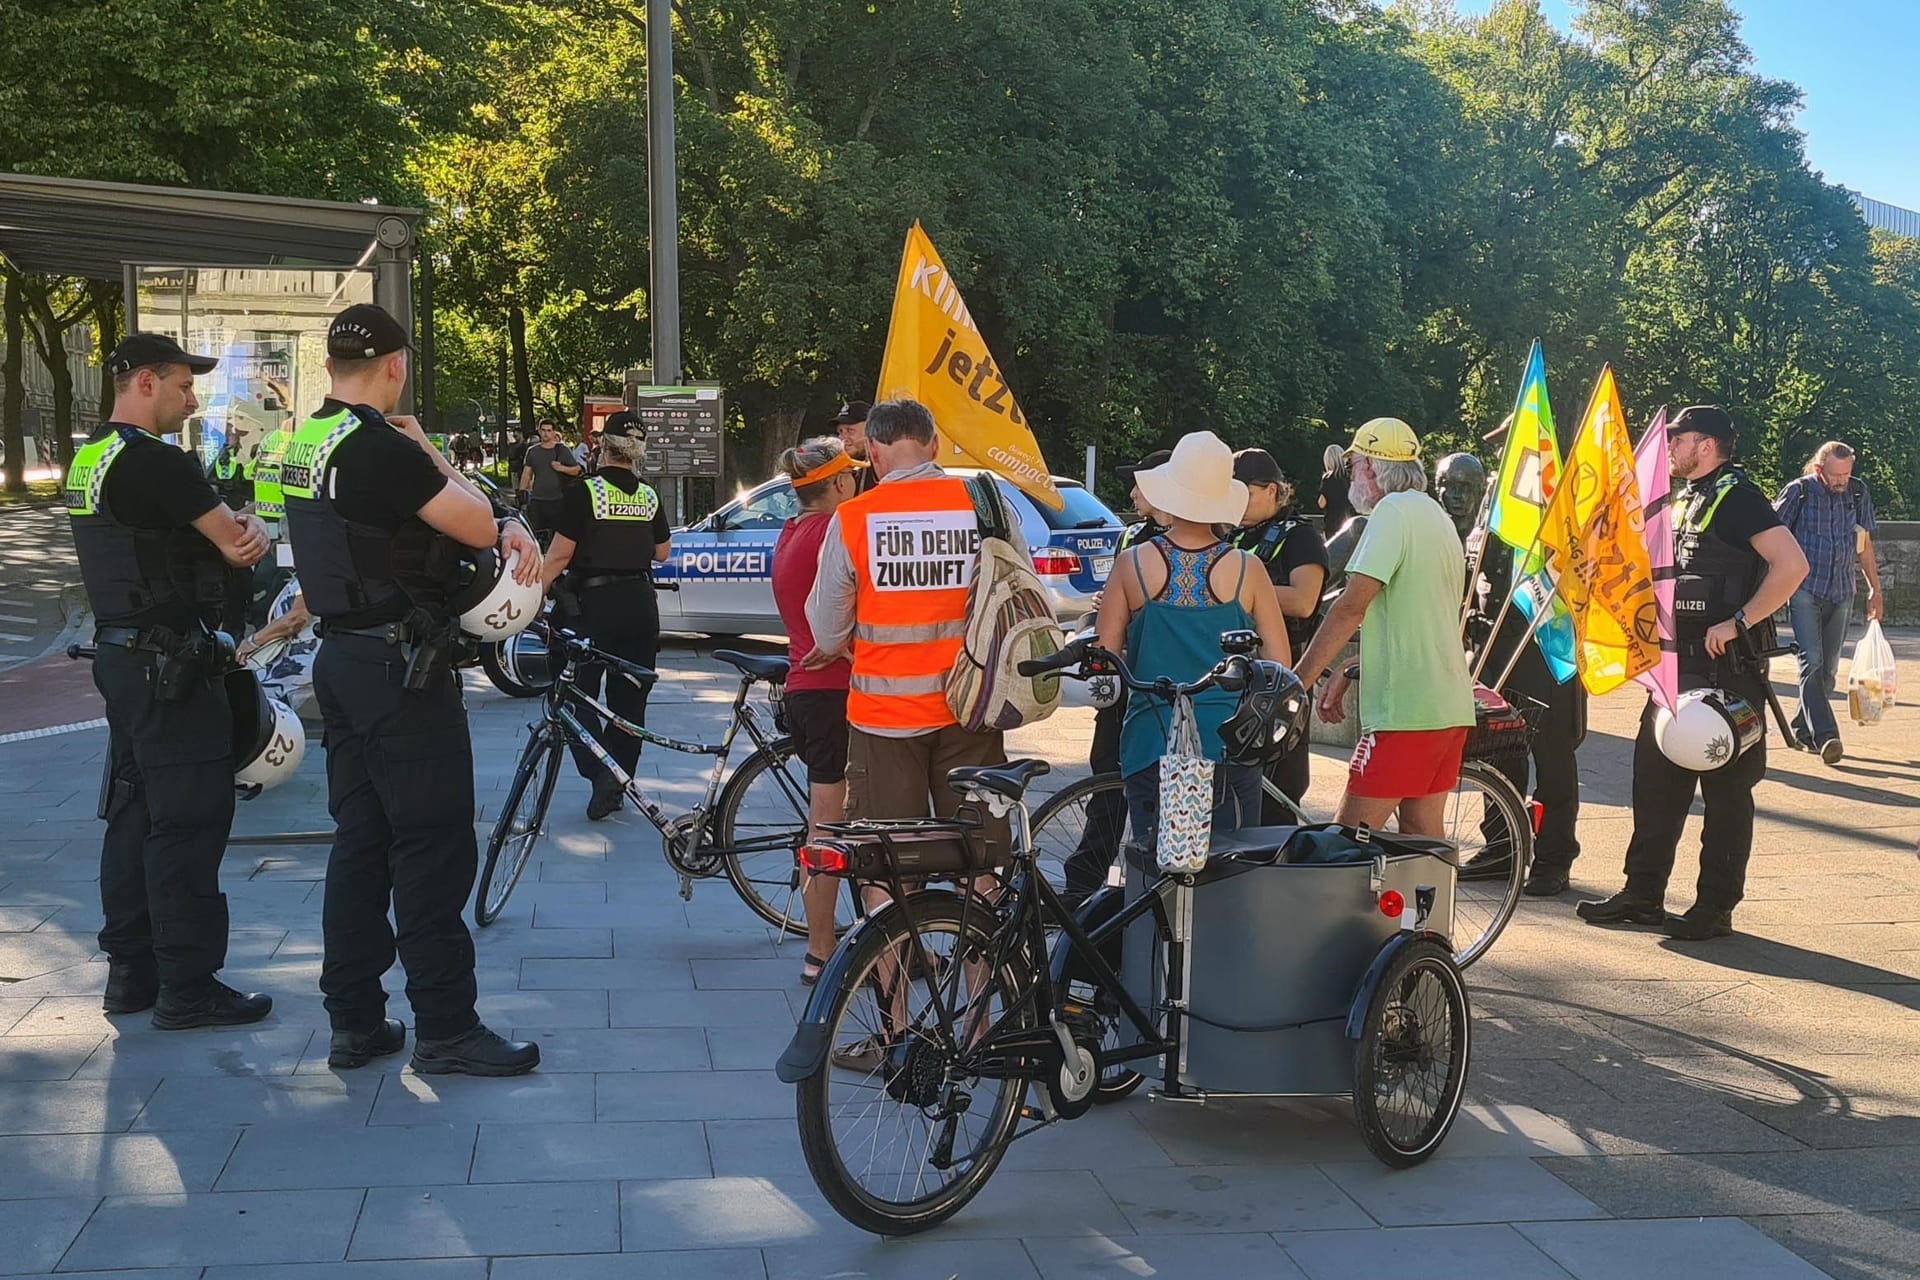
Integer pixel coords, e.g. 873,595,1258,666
102,427,224,531
1688,466,1782,550
1319,473,1353,528
555,468,672,563
320,400,449,532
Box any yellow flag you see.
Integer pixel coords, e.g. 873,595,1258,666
875,222,1062,510
1540,367,1661,694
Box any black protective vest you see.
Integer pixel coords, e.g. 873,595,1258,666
572,473,662,576
65,429,226,630
1230,515,1321,650
1673,465,1772,683
281,408,460,623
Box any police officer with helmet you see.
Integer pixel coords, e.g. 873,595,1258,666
1579,406,1807,940
1227,448,1328,818
283,303,544,1074
540,409,673,820
67,334,275,1027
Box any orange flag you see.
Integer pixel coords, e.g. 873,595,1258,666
1539,366,1661,694
875,222,1062,509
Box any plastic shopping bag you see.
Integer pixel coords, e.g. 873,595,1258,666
1847,620,1898,726
1157,694,1215,874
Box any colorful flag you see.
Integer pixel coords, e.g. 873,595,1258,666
1631,409,1678,712
875,221,1062,509
1487,341,1577,683
1540,367,1661,694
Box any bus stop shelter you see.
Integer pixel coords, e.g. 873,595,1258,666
0,173,430,457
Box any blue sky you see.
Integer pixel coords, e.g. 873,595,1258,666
1450,0,1920,212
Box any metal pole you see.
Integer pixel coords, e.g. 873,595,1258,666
418,253,437,430
646,0,681,389
496,344,509,480
1085,445,1096,491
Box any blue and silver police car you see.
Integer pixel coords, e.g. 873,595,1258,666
655,471,1123,635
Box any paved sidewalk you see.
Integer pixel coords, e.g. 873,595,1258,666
0,632,1915,1278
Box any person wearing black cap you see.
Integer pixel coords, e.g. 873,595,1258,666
1579,405,1807,941
1227,448,1329,818
833,400,877,494
282,302,544,1074
66,334,276,1027
1059,448,1170,903
540,409,673,819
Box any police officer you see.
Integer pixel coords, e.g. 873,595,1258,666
832,400,878,494
283,303,543,1073
1578,406,1807,940
540,409,672,820
67,334,274,1027
1228,448,1328,819
1060,448,1168,904
207,442,257,639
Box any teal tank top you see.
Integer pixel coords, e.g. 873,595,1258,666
1118,537,1255,778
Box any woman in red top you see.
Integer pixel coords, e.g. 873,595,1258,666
771,437,866,982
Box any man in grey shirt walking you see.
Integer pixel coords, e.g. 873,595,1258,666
518,419,582,537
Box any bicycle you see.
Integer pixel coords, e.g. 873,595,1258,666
475,623,850,935
778,637,1470,1235
1025,682,1539,970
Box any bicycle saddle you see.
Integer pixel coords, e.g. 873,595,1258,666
713,649,791,684
947,758,1050,801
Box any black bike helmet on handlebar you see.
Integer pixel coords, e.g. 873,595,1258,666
1218,660,1309,766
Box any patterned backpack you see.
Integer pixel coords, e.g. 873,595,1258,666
944,475,1066,732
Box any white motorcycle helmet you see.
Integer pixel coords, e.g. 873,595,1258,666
1653,688,1763,772
227,669,306,792
453,526,543,642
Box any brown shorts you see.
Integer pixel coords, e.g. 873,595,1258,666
845,724,1010,856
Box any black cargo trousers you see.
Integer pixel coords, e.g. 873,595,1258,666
313,633,481,1041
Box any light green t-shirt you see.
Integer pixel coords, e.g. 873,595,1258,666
1345,490,1477,733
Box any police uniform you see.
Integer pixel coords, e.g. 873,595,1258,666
1583,452,1783,935
283,304,534,1071
551,452,670,803
1229,509,1328,819
207,450,255,638
67,337,268,1025
1470,535,1587,889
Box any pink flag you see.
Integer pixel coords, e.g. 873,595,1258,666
1632,409,1677,712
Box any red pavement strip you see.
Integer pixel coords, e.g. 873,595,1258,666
0,653,105,738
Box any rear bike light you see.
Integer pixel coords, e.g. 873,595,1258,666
1527,799,1545,836
1029,548,1082,576
797,843,850,875
1377,889,1405,919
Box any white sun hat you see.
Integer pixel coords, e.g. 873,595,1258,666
1134,431,1250,527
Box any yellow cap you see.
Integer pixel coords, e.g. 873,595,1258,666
1346,416,1421,462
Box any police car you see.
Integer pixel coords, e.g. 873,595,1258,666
656,471,1123,635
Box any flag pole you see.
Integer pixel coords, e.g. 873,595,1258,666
1491,570,1570,692
1467,524,1549,685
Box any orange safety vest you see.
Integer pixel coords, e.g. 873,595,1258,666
838,475,979,732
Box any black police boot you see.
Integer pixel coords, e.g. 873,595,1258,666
102,960,160,1015
1522,864,1572,898
1575,890,1667,926
151,979,274,1030
410,1025,541,1077
585,776,624,822
1664,904,1735,941
329,1018,407,1069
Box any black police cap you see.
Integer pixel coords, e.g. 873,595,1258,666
107,333,217,377
1115,449,1173,485
327,304,412,360
1671,404,1737,447
831,400,871,426
603,410,646,440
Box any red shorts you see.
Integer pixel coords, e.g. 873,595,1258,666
1347,727,1468,799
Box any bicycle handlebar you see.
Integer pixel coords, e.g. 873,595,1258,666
545,625,660,686
1019,636,1253,701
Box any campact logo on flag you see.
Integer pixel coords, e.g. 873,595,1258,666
876,222,1062,510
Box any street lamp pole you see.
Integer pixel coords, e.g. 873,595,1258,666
646,0,681,392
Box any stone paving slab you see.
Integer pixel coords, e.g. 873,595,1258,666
2,637,1917,1276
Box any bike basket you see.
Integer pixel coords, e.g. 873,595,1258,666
1464,683,1533,762
810,814,1003,881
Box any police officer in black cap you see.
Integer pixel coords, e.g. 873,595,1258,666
1579,406,1807,940
205,438,257,639
541,409,673,820
282,303,544,1073
66,334,275,1026
1227,448,1329,818
1060,448,1170,903
832,400,877,494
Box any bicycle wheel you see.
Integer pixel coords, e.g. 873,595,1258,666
796,892,1032,1236
475,729,564,927
714,740,849,936
1442,758,1530,968
1028,772,1124,898
1351,937,1470,1167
